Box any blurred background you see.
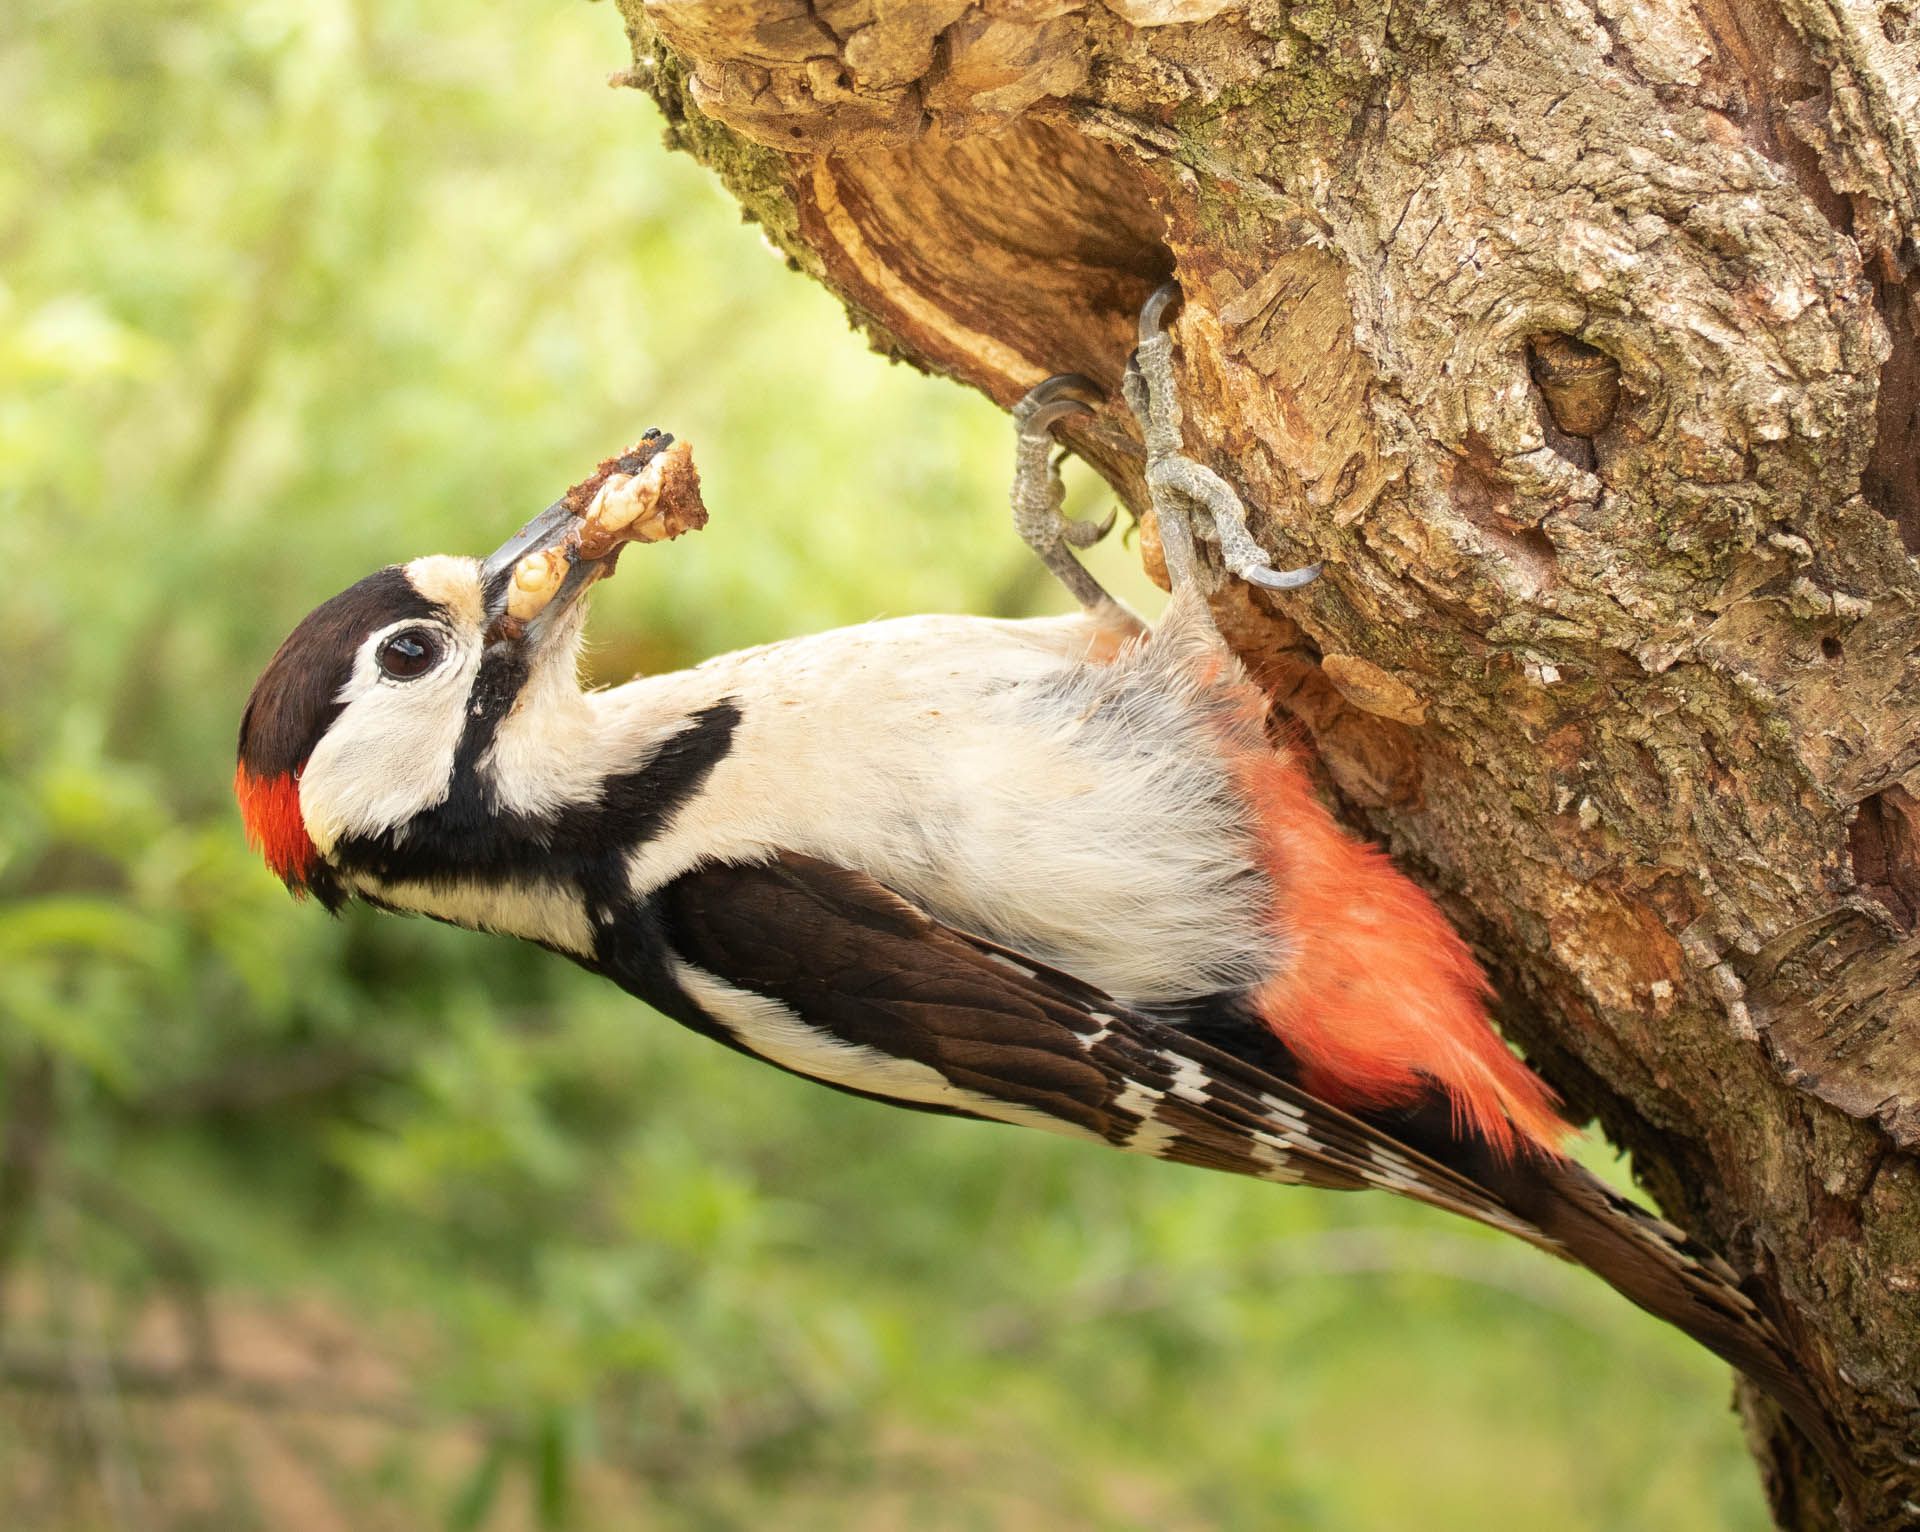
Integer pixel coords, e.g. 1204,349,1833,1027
0,1,1769,1527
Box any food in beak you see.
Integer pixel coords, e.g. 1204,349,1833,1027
508,547,569,621
577,440,703,557
499,436,708,628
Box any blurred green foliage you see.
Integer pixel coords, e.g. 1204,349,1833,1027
0,1,1768,1528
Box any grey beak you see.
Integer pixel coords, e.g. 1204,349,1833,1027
478,430,678,641
481,501,576,592
477,500,608,644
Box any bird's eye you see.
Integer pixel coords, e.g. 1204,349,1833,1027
376,628,442,681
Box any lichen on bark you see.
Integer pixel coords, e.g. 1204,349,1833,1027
608,1,1920,1524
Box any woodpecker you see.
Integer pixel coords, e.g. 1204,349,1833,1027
237,285,1831,1458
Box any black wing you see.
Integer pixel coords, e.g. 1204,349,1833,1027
639,851,1544,1242
609,852,1831,1461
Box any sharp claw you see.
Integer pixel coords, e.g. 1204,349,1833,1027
1138,281,1182,343
1019,398,1094,440
1009,376,1129,614
1060,504,1117,549
1128,278,1320,602
1241,560,1323,591
1014,372,1103,428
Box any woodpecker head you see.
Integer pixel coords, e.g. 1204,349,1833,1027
234,499,614,909
237,431,710,914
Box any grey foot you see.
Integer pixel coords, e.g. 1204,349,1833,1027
1127,282,1321,596
1010,373,1126,614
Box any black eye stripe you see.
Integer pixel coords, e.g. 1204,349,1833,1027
376,627,443,681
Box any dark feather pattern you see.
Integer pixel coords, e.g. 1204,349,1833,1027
635,851,1835,1464
330,700,741,914
656,854,1531,1221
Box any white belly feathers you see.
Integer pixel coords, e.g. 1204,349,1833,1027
599,610,1278,1008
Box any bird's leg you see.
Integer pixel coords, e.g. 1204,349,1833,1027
1009,373,1129,617
1127,283,1321,601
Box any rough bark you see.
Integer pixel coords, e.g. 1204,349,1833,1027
607,1,1920,1524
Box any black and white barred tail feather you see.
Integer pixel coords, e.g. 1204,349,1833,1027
1481,1152,1837,1468
642,853,1834,1468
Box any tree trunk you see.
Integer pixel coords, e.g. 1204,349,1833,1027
609,1,1919,1523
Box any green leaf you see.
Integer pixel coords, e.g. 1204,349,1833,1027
444,1436,510,1532
532,1408,576,1530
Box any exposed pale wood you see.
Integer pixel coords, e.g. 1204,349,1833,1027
612,2,1920,1523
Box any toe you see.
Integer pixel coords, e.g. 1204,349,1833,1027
1241,560,1323,591
1138,281,1182,342
1061,505,1118,549
1014,373,1102,428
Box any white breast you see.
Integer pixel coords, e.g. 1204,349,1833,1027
605,608,1278,1007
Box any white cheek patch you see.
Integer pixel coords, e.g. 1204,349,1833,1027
673,962,1105,1145
298,624,478,852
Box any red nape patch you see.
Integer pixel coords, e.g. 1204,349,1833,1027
234,764,318,896
1237,754,1569,1160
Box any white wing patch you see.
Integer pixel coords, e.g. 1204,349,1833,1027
1111,1081,1182,1156
1167,1057,1216,1107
